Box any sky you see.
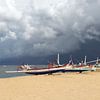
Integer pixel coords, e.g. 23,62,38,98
0,0,100,64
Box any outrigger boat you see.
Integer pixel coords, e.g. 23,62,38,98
5,63,94,75
5,54,95,75
5,64,65,75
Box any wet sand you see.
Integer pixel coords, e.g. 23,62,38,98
0,72,100,100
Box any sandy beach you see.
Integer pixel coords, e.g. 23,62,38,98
0,72,100,100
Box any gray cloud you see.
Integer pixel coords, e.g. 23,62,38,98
0,0,100,59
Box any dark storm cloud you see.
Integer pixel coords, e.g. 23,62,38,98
0,0,100,59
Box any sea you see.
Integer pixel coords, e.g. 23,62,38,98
0,65,47,78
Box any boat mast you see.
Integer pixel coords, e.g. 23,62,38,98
57,53,60,65
84,56,87,65
96,57,99,65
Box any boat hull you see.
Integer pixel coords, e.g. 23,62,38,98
5,68,64,75
63,69,89,73
25,68,91,74
25,69,64,75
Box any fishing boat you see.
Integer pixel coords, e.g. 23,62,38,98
5,54,94,75
63,56,96,72
6,64,65,75
5,63,91,75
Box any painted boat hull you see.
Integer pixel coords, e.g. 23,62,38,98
63,69,90,73
25,67,91,74
25,69,64,75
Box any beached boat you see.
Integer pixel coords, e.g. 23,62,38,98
5,54,96,75
5,64,92,75
6,64,65,75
